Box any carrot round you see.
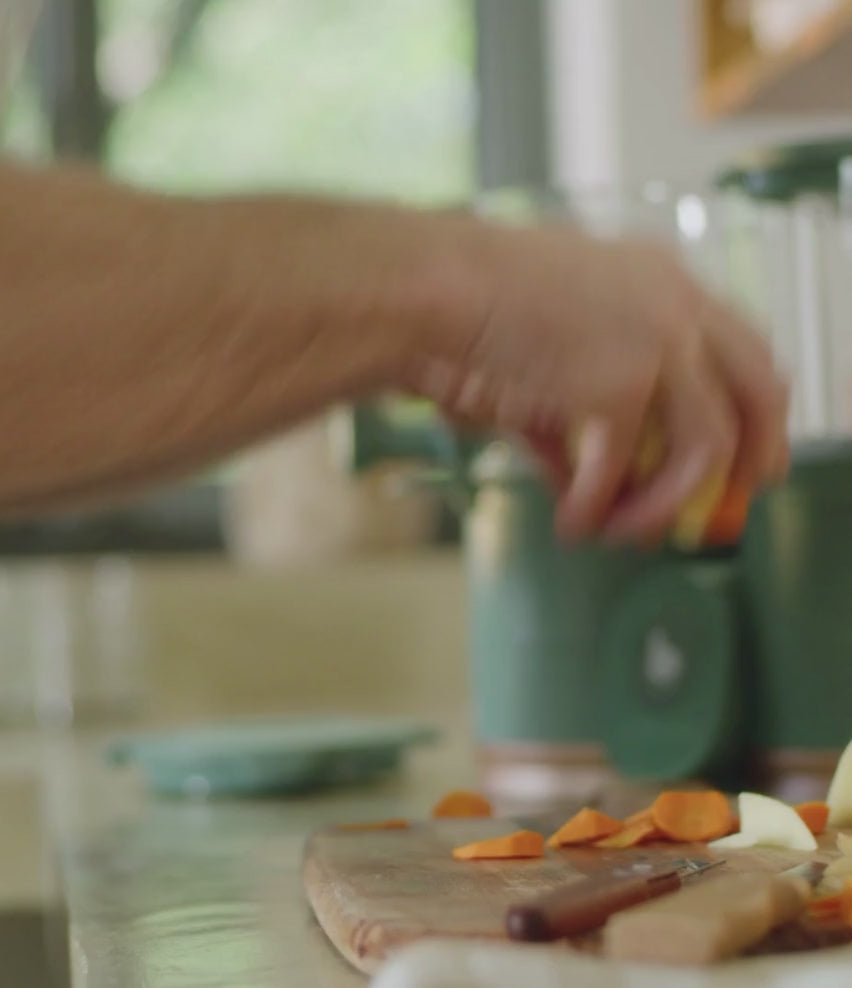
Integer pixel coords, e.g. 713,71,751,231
650,790,734,843
808,892,844,924
703,484,752,546
622,805,654,828
842,880,852,926
546,808,622,848
594,817,662,848
795,801,830,836
337,818,409,832
452,829,544,861
432,790,492,819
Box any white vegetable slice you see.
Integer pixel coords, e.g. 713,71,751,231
828,740,852,827
824,856,852,879
709,792,817,852
708,831,755,850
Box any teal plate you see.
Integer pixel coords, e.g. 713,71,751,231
107,715,439,797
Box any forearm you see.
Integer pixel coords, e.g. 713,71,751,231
0,159,475,514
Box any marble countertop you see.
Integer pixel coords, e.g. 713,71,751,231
8,721,852,988
38,722,477,988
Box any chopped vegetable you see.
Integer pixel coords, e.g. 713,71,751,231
622,414,749,548
709,792,818,852
702,484,752,546
452,829,544,861
807,893,842,921
807,881,852,926
650,790,734,843
432,791,492,819
824,856,852,880
594,818,663,849
622,806,654,828
671,471,728,548
337,819,409,832
795,801,829,836
827,740,852,827
546,808,622,848
708,831,754,850
843,881,852,926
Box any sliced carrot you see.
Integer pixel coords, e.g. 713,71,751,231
809,894,842,912
546,808,622,848
452,829,544,861
622,805,654,828
703,484,752,546
795,801,829,836
337,818,409,832
432,790,492,819
842,880,852,926
808,893,843,923
650,790,734,843
594,818,663,848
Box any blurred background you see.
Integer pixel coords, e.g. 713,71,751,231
0,0,849,726
4,1,852,980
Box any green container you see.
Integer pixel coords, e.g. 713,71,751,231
465,443,656,750
743,440,852,753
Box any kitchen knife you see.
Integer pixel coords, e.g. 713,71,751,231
505,858,718,942
602,859,827,965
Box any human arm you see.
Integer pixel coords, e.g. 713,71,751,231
0,158,788,538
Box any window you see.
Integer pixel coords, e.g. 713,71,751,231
100,0,475,202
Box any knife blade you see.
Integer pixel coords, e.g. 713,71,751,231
505,857,719,942
602,859,827,965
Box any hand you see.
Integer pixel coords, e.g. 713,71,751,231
398,221,789,543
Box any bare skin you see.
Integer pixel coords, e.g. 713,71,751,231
0,158,788,539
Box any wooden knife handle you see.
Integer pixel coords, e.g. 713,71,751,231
603,871,812,965
506,867,681,942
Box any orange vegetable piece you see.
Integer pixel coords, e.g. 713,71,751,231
546,808,622,848
703,483,752,546
808,891,844,924
622,806,654,828
594,818,663,848
795,801,829,836
843,880,852,926
650,790,734,843
809,893,842,913
452,829,544,861
432,790,492,818
337,818,409,832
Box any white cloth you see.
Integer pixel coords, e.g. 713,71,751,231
0,0,40,107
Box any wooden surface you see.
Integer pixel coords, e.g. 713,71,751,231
302,818,848,975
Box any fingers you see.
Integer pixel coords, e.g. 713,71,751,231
702,296,791,489
601,354,737,542
524,429,572,489
554,409,648,541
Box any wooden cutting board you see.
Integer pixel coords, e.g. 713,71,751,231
302,818,850,975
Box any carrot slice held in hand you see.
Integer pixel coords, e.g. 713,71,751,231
703,484,752,546
795,801,830,836
546,808,622,848
432,790,492,818
452,829,544,861
594,818,663,848
651,790,734,843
